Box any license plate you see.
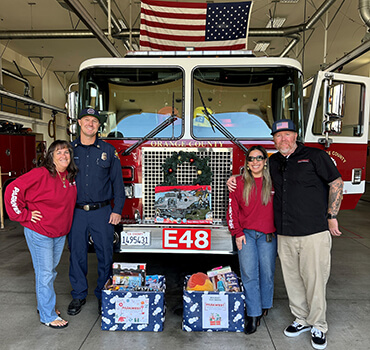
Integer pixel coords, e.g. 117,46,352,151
121,231,151,246
162,228,211,250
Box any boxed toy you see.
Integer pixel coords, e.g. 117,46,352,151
207,266,241,292
111,262,146,289
154,185,212,224
101,275,166,331
182,275,245,332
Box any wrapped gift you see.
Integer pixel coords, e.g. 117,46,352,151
101,275,166,331
182,275,245,332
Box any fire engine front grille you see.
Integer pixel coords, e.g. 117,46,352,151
142,147,233,223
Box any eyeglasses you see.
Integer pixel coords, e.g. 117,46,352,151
247,155,266,162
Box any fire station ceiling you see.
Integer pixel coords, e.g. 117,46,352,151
0,0,369,84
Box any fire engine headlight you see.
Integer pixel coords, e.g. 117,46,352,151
124,184,133,198
69,123,77,135
134,209,141,223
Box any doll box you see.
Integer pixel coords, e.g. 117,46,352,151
182,276,245,332
101,275,166,332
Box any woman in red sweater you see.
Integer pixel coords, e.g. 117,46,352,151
5,140,77,329
227,145,277,334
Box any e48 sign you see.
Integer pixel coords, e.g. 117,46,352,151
162,228,211,250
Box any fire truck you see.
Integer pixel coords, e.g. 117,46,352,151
0,122,37,219
67,50,370,254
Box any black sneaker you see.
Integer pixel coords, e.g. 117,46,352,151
284,321,311,337
67,298,86,316
311,327,327,350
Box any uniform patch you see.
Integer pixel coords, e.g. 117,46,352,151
114,150,119,159
101,152,107,161
297,159,309,163
276,121,289,130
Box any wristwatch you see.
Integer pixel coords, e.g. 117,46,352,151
327,214,337,219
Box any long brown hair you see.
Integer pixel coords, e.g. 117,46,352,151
40,140,78,182
242,145,272,206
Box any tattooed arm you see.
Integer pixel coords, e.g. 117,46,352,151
327,177,344,236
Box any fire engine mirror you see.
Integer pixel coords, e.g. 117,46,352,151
326,82,345,119
67,91,79,121
324,119,342,135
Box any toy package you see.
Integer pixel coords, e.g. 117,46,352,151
154,185,212,224
111,262,146,288
106,263,165,292
207,266,240,292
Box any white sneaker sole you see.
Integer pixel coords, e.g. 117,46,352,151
284,326,311,337
311,339,327,350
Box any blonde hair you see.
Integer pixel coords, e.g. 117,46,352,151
242,145,272,206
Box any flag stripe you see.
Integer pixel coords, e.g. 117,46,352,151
140,39,246,51
140,29,205,42
140,35,246,48
141,8,207,20
141,17,205,30
141,0,208,10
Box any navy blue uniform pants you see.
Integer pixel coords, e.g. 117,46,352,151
68,205,114,300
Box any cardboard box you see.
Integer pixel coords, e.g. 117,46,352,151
101,275,166,332
154,185,212,224
182,276,245,332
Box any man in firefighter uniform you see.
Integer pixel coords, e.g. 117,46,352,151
67,108,125,315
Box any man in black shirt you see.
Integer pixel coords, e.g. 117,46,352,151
227,119,343,350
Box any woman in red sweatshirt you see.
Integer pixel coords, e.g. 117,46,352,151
5,140,77,329
227,145,277,334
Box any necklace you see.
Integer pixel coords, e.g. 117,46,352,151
56,170,67,188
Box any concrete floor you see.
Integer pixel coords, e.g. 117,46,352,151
1,186,370,350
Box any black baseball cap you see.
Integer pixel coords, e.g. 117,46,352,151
79,108,102,123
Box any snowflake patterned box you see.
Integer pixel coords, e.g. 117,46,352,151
101,275,166,331
182,276,245,332
154,185,212,224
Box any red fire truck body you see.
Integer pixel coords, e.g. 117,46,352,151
68,51,370,254
0,132,36,190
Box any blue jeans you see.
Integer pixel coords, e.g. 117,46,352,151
238,229,277,317
24,227,66,323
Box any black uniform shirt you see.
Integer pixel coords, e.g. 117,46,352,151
269,143,341,236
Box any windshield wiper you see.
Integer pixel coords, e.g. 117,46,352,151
198,89,248,155
122,93,178,156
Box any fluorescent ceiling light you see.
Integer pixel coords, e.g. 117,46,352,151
280,0,300,3
266,17,286,28
254,42,270,52
118,19,127,30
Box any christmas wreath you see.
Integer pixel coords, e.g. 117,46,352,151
161,151,213,186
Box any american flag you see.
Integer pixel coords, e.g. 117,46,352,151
140,0,253,51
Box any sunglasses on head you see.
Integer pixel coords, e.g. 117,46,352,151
247,155,266,162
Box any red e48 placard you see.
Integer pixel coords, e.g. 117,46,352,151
162,228,211,250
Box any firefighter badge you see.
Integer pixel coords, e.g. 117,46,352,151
101,152,107,161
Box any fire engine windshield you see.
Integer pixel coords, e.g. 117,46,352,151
192,66,303,139
79,67,183,139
